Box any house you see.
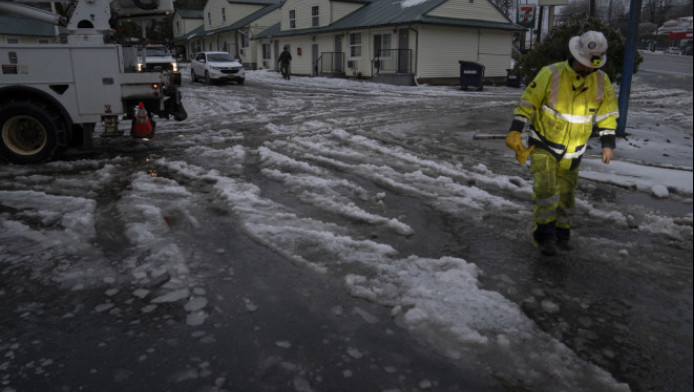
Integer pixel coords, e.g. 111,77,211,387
178,0,282,68
172,9,204,59
0,15,64,44
251,0,524,85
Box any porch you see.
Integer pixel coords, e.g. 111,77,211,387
315,49,415,86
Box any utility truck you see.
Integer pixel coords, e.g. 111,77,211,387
0,0,188,164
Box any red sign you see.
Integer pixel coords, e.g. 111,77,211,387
669,31,693,39
517,5,535,28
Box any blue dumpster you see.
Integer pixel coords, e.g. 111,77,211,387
459,61,485,91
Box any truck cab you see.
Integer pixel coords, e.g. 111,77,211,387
138,45,181,86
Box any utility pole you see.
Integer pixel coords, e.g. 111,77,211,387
608,0,613,24
589,0,597,18
617,0,643,136
536,5,544,43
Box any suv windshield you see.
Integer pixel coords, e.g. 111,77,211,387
146,47,170,57
208,53,235,62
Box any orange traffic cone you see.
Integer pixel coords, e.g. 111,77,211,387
131,102,154,138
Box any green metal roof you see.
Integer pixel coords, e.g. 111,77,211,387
174,1,282,40
175,24,205,41
224,0,281,5
253,0,524,39
0,15,65,37
201,1,282,36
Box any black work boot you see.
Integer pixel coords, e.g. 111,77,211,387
556,227,573,251
534,222,557,256
538,241,558,256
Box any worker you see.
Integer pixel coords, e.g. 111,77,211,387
505,30,619,256
278,46,292,80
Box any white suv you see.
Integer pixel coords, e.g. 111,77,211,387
138,45,181,86
191,52,245,85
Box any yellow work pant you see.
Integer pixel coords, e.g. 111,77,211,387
529,148,579,230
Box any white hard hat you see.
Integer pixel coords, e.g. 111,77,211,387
569,31,608,69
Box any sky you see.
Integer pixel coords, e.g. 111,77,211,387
1,55,692,391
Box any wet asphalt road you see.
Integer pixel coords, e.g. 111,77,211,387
1,58,692,392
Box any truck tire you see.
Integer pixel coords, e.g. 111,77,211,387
0,99,66,164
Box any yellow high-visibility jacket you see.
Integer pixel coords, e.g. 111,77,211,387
512,61,619,167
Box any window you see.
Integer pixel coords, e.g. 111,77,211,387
349,33,361,58
240,31,250,49
312,6,320,27
373,33,392,58
289,9,296,29
222,8,226,22
207,12,211,26
5,38,19,44
176,21,180,34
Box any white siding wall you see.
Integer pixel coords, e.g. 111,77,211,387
277,37,314,74
242,10,281,68
228,4,266,25
477,30,512,77
282,0,330,30
416,25,511,78
173,14,184,37
417,25,478,79
204,1,263,30
331,1,366,23
345,30,372,77
204,0,228,29
427,0,508,23
182,17,203,37
174,14,203,37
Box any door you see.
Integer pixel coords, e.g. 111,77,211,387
312,43,319,76
398,28,410,73
273,41,280,71
334,35,343,72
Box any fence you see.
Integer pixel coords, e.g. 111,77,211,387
316,52,345,74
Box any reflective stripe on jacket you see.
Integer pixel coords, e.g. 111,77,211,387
513,61,619,162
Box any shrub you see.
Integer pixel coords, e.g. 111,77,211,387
516,13,643,84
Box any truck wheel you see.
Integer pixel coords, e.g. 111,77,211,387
0,99,66,164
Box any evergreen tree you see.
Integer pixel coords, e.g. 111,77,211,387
516,13,643,84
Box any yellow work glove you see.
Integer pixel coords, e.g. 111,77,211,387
505,131,535,164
